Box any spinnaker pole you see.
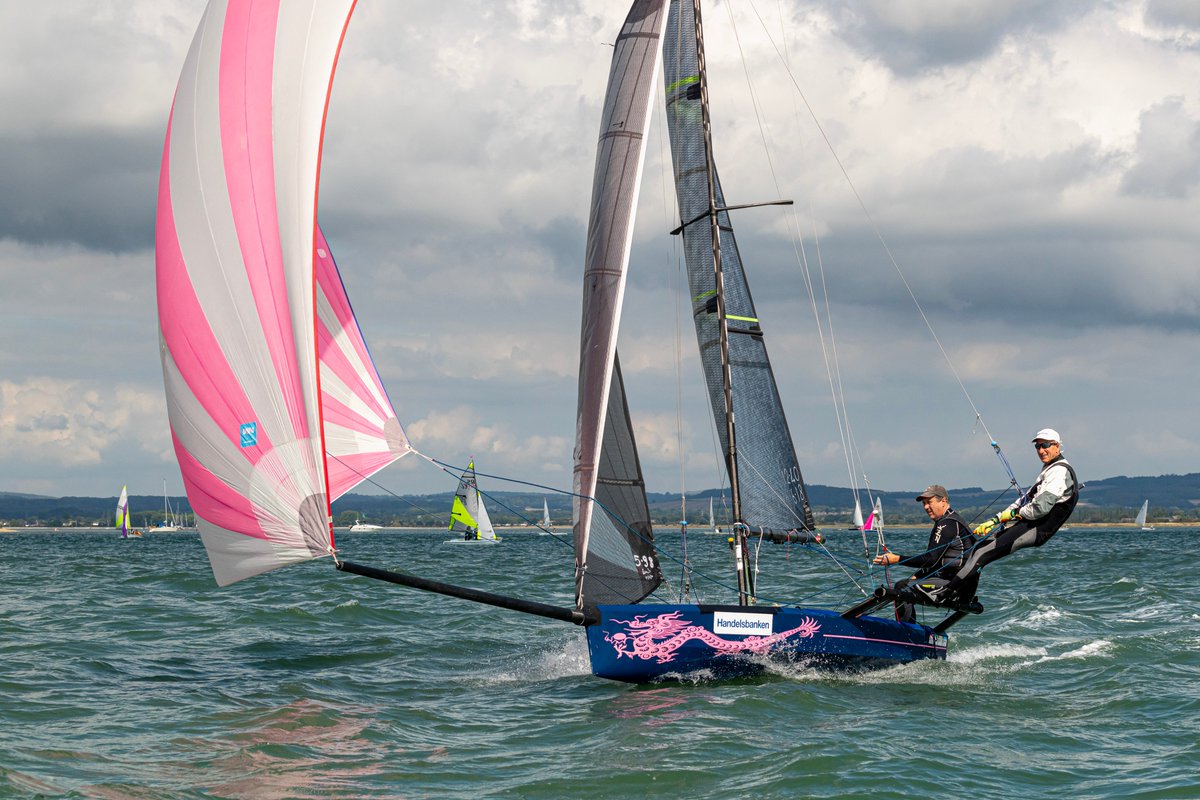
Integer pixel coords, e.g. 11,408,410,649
336,560,591,625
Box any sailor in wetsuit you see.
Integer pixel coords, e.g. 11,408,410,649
924,428,1078,603
873,485,976,622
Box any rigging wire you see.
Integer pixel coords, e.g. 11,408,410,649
330,447,877,606
722,2,880,552
655,50,696,601
743,0,1020,494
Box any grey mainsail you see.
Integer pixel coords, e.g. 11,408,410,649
573,0,669,610
663,0,815,533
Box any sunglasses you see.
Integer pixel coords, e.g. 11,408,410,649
1034,441,1057,450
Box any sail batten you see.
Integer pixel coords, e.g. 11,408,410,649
157,0,409,586
573,0,669,610
663,0,815,533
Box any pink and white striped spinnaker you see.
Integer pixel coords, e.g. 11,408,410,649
155,0,410,586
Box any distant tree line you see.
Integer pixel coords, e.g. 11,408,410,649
3,472,1195,528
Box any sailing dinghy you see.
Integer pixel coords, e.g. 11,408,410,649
862,497,883,533
446,461,500,544
156,480,182,531
570,0,985,682
116,485,141,539
1135,500,1154,531
157,0,979,685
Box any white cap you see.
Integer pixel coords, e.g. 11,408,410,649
1032,428,1061,443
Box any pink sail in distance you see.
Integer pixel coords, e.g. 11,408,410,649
155,0,410,586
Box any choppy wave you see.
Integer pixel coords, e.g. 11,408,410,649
2,526,1197,798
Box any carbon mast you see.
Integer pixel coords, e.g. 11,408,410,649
680,0,812,604
686,0,750,603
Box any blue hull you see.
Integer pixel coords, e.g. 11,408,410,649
586,604,947,683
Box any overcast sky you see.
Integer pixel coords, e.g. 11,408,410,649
1,1,1197,506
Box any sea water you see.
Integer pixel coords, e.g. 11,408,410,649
1,526,1197,798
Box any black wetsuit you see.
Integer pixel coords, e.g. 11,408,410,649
942,456,1078,592
891,509,975,623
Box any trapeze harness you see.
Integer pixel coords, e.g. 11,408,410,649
893,509,976,620
949,456,1078,584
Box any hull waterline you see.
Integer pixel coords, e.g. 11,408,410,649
586,603,946,683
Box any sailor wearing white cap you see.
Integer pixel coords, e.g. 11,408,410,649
916,428,1078,604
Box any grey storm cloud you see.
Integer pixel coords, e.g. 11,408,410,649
1120,97,1200,198
0,127,162,252
1145,0,1200,29
17,413,69,433
821,0,1075,75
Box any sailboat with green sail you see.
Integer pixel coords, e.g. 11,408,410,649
115,486,141,539
445,461,500,544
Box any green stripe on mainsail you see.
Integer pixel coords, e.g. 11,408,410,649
666,75,699,93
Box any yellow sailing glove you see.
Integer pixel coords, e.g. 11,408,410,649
973,517,998,537
975,508,1018,537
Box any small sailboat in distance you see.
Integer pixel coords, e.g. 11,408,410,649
445,461,500,544
862,497,883,533
156,479,182,531
116,486,141,539
1135,500,1155,531
537,497,553,533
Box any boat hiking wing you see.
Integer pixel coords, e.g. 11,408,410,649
663,0,815,534
573,0,669,610
156,0,407,586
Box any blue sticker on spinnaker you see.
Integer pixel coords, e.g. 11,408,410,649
240,422,258,448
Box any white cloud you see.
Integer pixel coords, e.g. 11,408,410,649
1120,97,1200,197
1,0,1198,502
0,377,165,475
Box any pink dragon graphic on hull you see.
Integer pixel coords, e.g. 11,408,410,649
605,611,821,664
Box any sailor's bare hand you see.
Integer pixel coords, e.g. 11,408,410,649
873,552,899,565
